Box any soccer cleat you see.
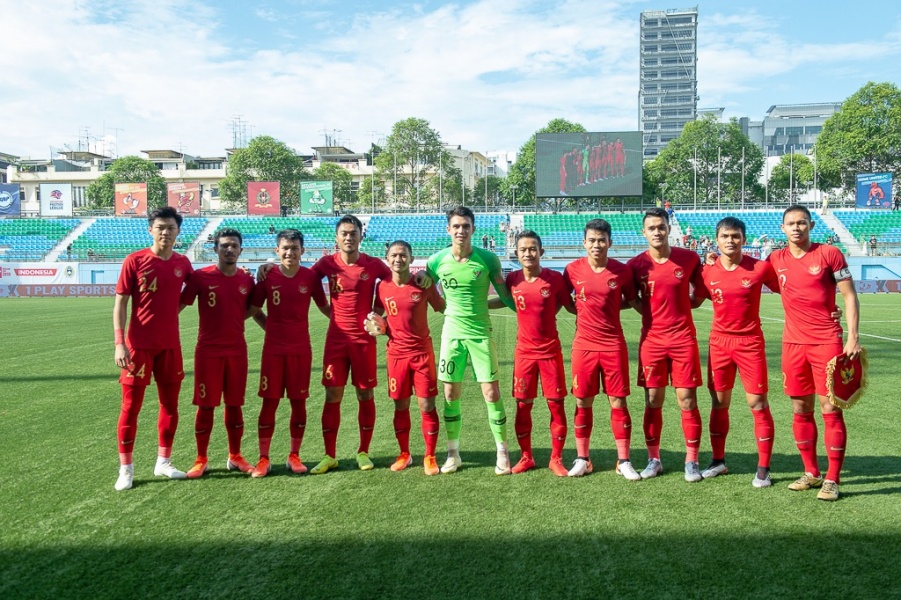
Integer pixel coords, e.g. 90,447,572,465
357,452,375,471
423,455,440,476
752,474,772,488
495,447,512,475
701,462,729,479
286,453,308,474
640,458,663,479
567,458,593,477
440,451,462,474
226,454,254,473
186,458,209,479
154,458,187,480
511,454,536,474
788,472,824,491
115,464,134,491
684,461,703,482
616,460,642,481
548,457,569,477
310,455,339,475
817,479,840,501
251,457,271,478
390,452,413,472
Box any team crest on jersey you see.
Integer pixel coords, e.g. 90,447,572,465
299,285,308,294
473,269,482,279
608,279,618,289
360,272,370,281
741,278,752,288
673,268,684,279
411,291,422,302
239,285,249,295
540,287,550,297
174,268,183,277
808,265,821,275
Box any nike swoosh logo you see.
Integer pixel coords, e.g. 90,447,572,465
778,268,788,272
177,371,184,375
208,285,219,289
368,377,375,382
575,280,586,285
709,281,720,285
272,285,281,289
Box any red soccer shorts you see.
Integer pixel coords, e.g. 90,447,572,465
321,339,378,389
119,347,184,386
513,352,567,400
571,345,630,399
259,350,312,400
638,333,702,389
193,353,248,407
387,349,438,400
781,341,844,397
707,334,769,394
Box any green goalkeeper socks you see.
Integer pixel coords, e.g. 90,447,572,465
443,399,462,442
485,398,507,444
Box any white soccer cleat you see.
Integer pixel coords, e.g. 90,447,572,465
495,447,511,475
640,458,663,479
154,458,187,480
752,474,772,488
567,458,593,477
701,462,729,479
440,451,462,474
616,460,642,481
684,461,702,483
115,464,134,491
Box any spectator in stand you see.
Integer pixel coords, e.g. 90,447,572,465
664,200,674,220
482,234,489,249
869,235,878,256
268,225,275,234
489,236,496,252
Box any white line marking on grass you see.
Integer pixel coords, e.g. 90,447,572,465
757,315,901,343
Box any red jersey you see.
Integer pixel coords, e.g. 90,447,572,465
375,280,442,355
628,247,703,338
696,256,778,337
250,266,327,355
768,243,849,344
313,253,391,345
564,257,636,350
116,248,193,350
507,268,572,359
180,265,255,357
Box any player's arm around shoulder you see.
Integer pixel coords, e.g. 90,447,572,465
426,283,446,313
486,249,515,310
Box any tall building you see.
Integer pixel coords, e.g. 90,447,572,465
639,7,699,159
760,103,841,156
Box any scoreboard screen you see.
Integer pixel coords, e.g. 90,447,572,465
535,131,642,198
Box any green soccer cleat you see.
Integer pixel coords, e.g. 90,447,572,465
310,455,339,475
356,452,375,471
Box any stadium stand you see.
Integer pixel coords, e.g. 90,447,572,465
675,209,845,252
834,209,901,244
0,218,81,261
522,213,647,257
366,213,508,257
70,217,207,261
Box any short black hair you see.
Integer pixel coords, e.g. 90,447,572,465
336,214,363,234
214,227,243,248
386,240,413,257
515,230,542,249
276,228,304,246
446,205,475,225
583,218,612,242
783,204,812,223
148,206,182,227
715,216,746,237
643,207,669,226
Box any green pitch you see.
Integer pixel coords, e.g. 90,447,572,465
1,295,900,599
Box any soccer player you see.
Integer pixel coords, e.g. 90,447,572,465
769,205,860,501
426,206,516,475
505,231,572,476
369,240,446,475
247,229,329,477
308,215,393,474
179,228,257,478
563,219,641,480
627,207,706,482
113,206,193,491
694,217,780,487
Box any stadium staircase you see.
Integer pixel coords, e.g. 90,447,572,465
819,212,865,256
49,219,96,262
189,218,224,258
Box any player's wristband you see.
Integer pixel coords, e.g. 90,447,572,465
115,329,125,345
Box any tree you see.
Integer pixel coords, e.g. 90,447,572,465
313,162,354,211
85,155,166,210
374,118,451,211
219,135,309,212
816,81,901,196
507,118,587,209
647,115,764,208
768,153,814,203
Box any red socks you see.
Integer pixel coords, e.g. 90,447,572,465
681,408,702,463
751,407,774,469
322,402,341,458
610,407,632,461
118,384,146,456
156,382,181,449
708,407,730,461
514,401,534,455
547,399,567,460
823,411,846,483
289,398,307,454
224,405,244,456
394,408,411,454
257,397,280,458
358,400,376,454
573,406,594,458
792,412,820,477
643,406,663,460
421,408,440,456
194,408,214,458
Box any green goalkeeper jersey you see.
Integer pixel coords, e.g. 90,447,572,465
426,246,513,340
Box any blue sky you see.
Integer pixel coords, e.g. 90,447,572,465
5,0,900,160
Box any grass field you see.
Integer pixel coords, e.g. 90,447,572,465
1,294,900,599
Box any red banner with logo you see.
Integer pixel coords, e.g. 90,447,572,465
115,183,148,217
247,181,280,215
167,182,201,216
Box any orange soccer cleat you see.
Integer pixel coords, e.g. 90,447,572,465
226,453,254,474
423,455,440,476
548,457,569,477
390,452,413,472
511,454,536,474
286,453,308,474
251,457,271,478
186,458,209,479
